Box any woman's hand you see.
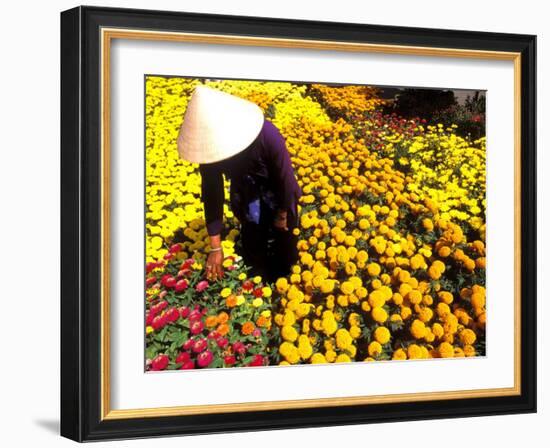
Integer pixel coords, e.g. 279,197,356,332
205,234,224,280
273,209,288,231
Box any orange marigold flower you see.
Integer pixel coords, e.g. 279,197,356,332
256,315,268,327
218,311,229,324
226,294,238,308
241,321,255,335
205,315,219,328
217,323,230,336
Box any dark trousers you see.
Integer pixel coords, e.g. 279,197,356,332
240,206,298,283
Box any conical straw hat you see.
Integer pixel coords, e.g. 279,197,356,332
177,85,264,164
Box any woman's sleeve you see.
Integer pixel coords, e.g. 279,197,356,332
263,121,301,211
199,164,224,236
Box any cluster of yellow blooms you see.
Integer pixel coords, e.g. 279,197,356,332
145,76,486,366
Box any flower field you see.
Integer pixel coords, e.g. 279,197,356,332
145,76,486,370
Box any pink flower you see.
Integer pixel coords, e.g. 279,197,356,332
151,354,169,371
188,309,202,322
196,280,209,292
190,320,204,335
252,328,261,337
224,355,236,366
216,337,228,348
161,274,176,288
197,350,214,368
248,354,264,367
145,276,157,287
233,341,246,355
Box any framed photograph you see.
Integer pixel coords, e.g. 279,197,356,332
60,5,537,441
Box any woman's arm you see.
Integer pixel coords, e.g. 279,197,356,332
199,164,225,279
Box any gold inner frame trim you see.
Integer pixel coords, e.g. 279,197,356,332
100,27,522,421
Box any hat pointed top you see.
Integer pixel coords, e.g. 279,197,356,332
177,85,264,164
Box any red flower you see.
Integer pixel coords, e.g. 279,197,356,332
176,352,191,364
197,350,214,368
146,262,159,274
242,280,254,292
145,312,154,326
151,354,169,371
192,338,208,353
161,274,176,288
175,279,189,292
151,315,166,330
224,355,236,366
180,360,195,370
248,354,264,367
145,276,157,287
182,338,194,351
253,288,263,298
151,300,168,315
180,258,195,270
163,252,174,261
169,243,182,254
179,306,190,319
165,307,179,323
188,309,202,322
208,330,220,340
216,337,228,348
190,320,204,335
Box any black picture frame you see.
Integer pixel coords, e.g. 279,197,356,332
61,5,537,442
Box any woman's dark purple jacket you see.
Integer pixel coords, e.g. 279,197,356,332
199,119,302,236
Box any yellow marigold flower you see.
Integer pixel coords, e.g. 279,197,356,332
438,342,455,358
335,328,353,350
335,353,351,363
236,295,245,305
252,298,264,308
464,345,476,357
276,277,289,293
253,275,262,284
321,316,338,336
146,325,154,335
320,279,335,294
282,311,296,326
410,319,427,339
325,350,337,362
459,329,477,345
281,325,298,342
407,344,422,359
374,326,391,344
408,289,422,305
418,307,434,323
438,246,451,257
238,272,247,281
280,342,300,364
340,281,355,295
400,306,412,320
372,307,388,323
220,287,232,298
393,348,407,360
350,325,361,339
368,341,382,357
367,262,381,276
368,290,385,308
298,334,313,360
311,353,327,364
262,286,272,297
471,292,485,309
